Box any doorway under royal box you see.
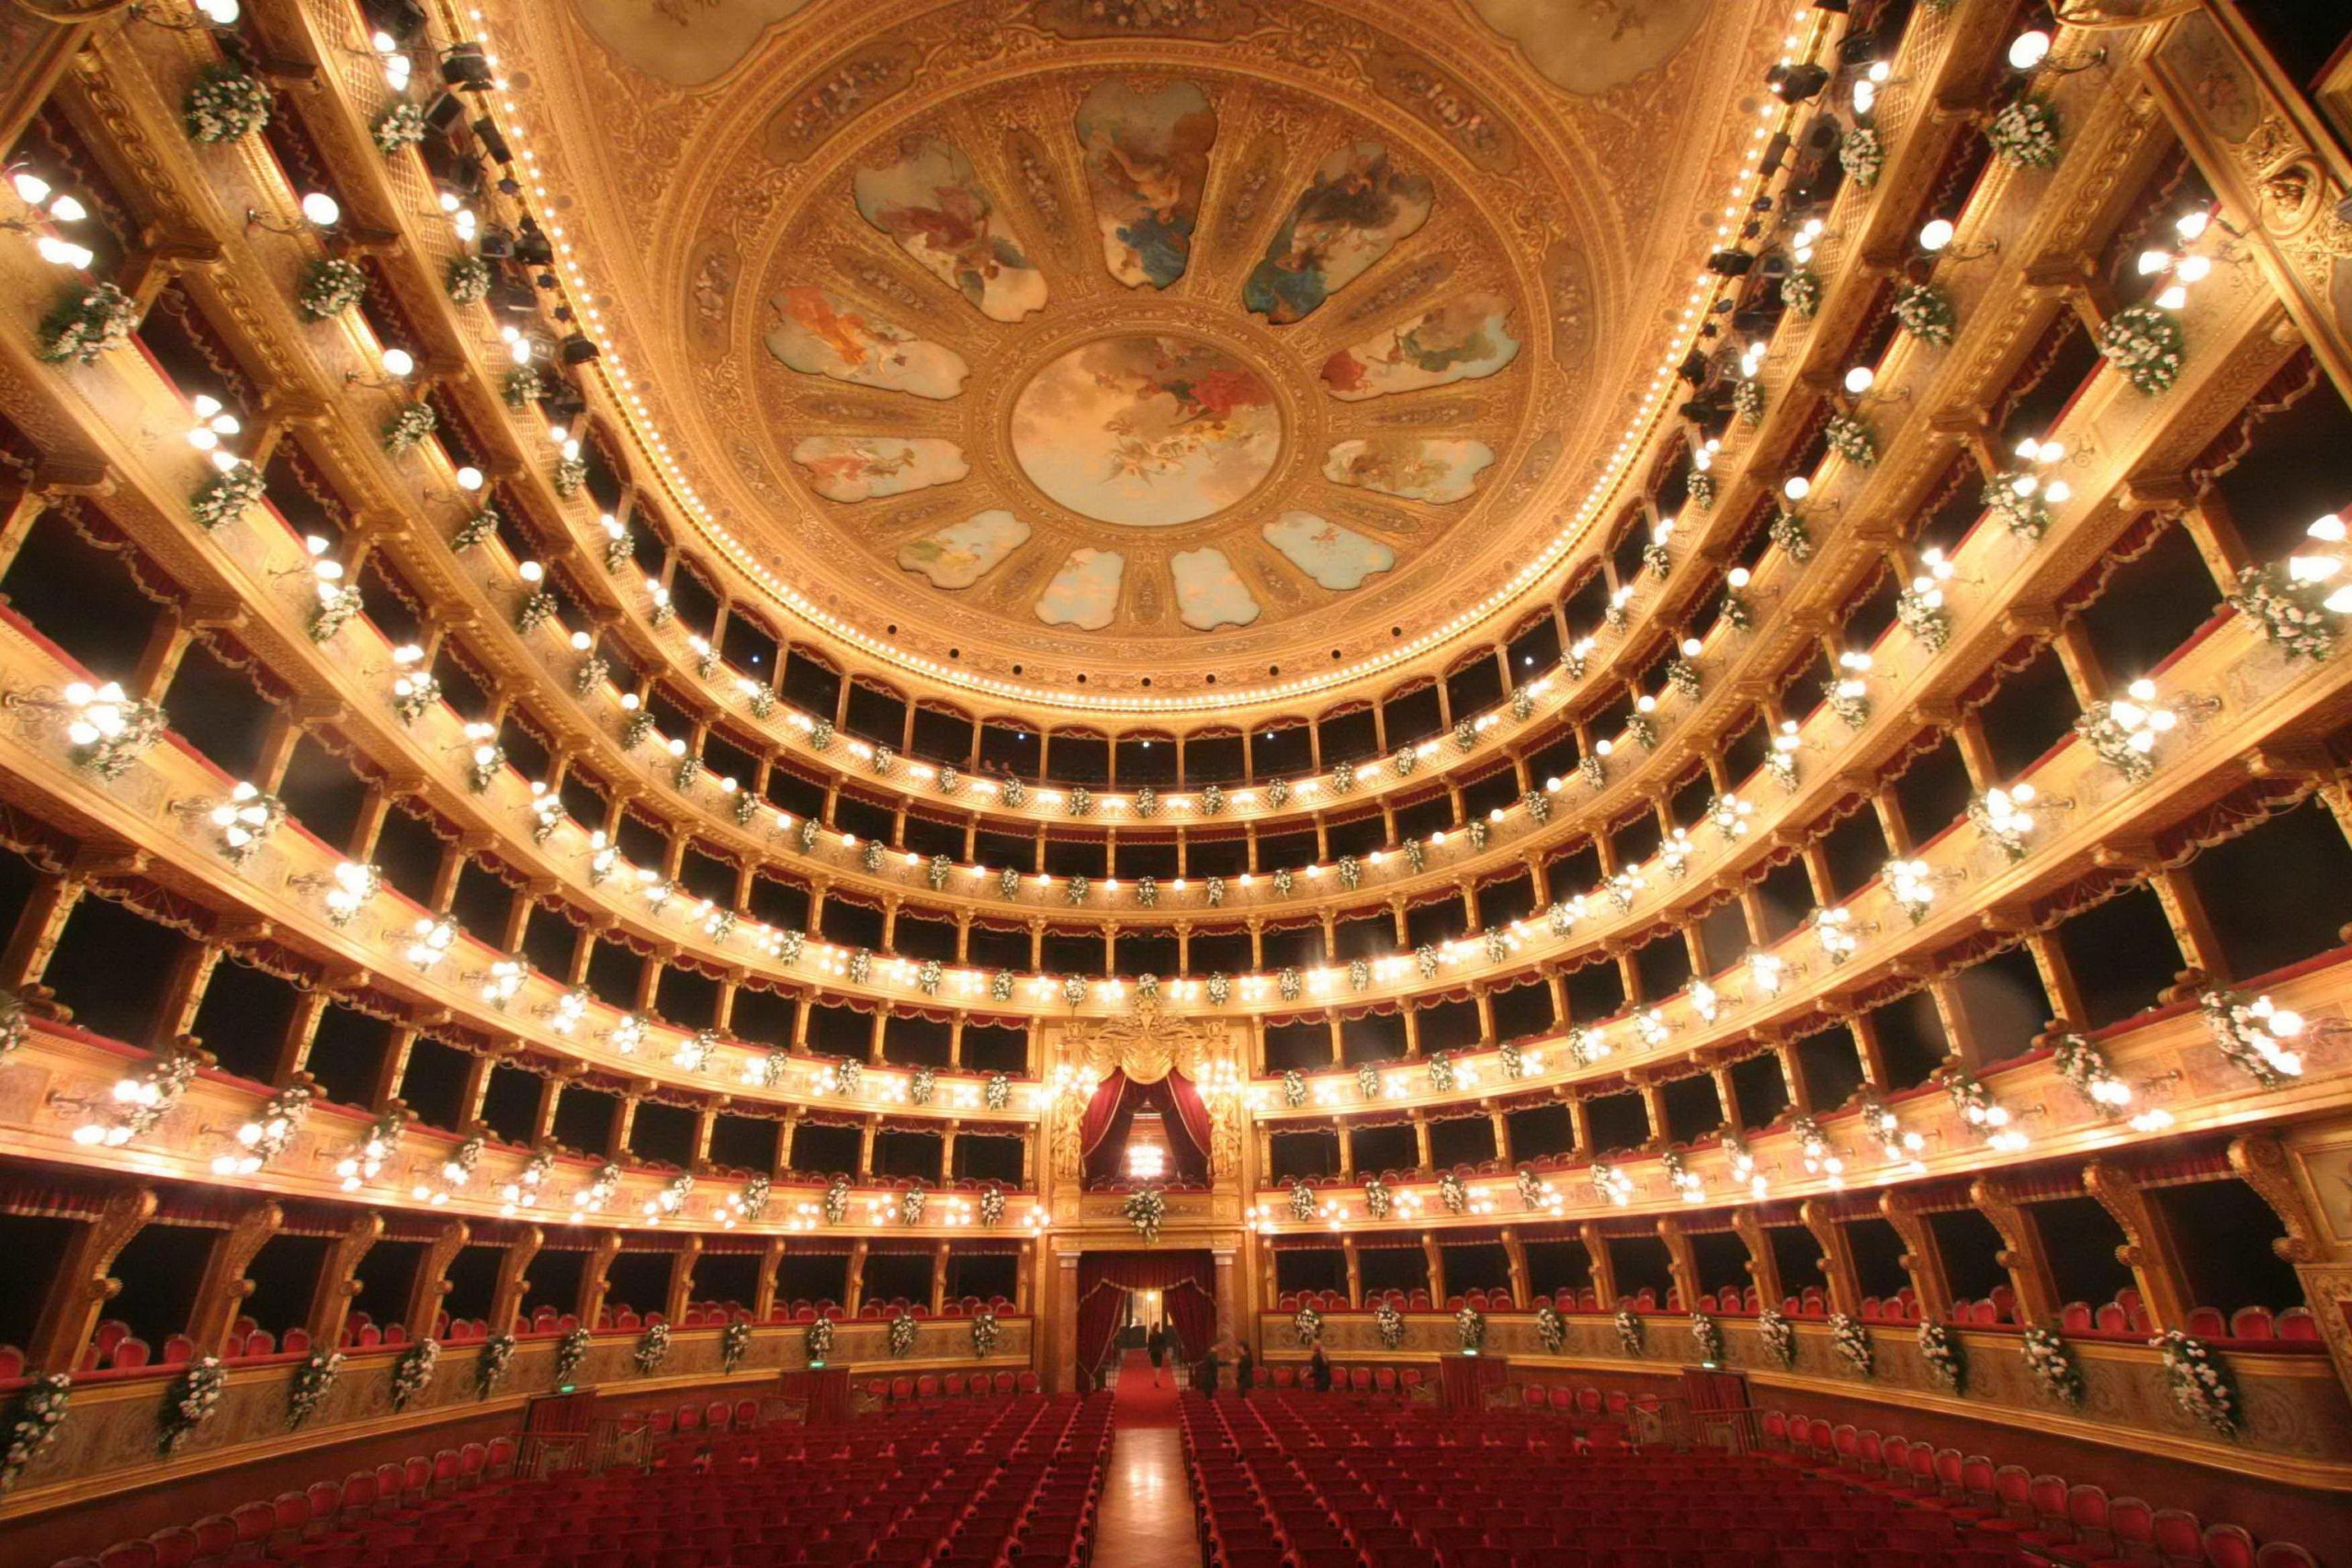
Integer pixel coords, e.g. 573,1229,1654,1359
1076,1250,1217,1388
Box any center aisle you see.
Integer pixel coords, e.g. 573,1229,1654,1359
1095,1350,1202,1568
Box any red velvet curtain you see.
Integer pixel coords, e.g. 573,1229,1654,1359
1075,1250,1216,1378
1077,1071,1211,1184
1162,1280,1216,1363
1163,1073,1214,1171
1079,1070,1131,1158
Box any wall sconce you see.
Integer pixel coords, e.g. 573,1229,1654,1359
246,192,341,234
1917,219,1998,264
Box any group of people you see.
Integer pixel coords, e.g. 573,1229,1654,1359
1140,1323,1337,1395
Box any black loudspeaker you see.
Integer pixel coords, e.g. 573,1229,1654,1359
470,115,512,166
560,335,600,366
439,42,493,90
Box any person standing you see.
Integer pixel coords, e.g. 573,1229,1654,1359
1147,1322,1169,1387
1197,1347,1221,1397
1235,1343,1255,1398
1307,1343,1333,1393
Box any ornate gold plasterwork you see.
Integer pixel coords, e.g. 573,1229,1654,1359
479,0,1785,701
1064,1000,1227,1085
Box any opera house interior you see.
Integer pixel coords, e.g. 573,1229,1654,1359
4,0,2352,1563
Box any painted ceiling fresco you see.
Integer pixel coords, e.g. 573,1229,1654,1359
516,0,1773,686
751,83,1525,637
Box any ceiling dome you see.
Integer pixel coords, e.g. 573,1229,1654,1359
495,0,1775,701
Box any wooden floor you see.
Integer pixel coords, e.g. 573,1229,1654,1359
1097,1352,1200,1568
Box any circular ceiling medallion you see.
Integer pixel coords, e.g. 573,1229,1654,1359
1010,334,1283,527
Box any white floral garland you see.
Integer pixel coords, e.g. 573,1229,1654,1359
447,255,492,305
1455,1305,1487,1352
2229,560,2340,660
2098,304,2186,396
1690,1311,1724,1364
1988,96,2063,169
1374,1301,1406,1351
979,1183,1006,1226
1124,1187,1166,1242
390,1339,440,1412
805,1317,835,1363
1294,1305,1324,1347
719,1320,752,1374
1894,282,1956,346
1839,126,1884,186
1757,1308,1796,1369
1917,1321,1964,1393
1,1372,70,1492
38,283,139,366
1825,413,1877,468
2021,1325,2084,1405
1770,507,1813,563
1828,1313,1873,1378
1533,1303,1566,1354
474,1334,517,1400
160,1358,227,1454
2154,1330,2238,1438
887,1313,918,1359
383,401,438,455
1781,268,1823,318
373,100,427,154
632,1322,671,1375
1614,1310,1645,1357
184,66,271,143
553,1327,591,1386
970,1311,1000,1359
299,258,368,321
193,461,266,532
284,1350,342,1430
1363,1177,1392,1219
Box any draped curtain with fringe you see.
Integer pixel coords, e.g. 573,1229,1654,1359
1077,1070,1215,1183
1075,1250,1217,1380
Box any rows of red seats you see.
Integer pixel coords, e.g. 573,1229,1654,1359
1760,1412,2319,1568
47,1392,1106,1568
46,1438,519,1568
856,1371,1041,1404
1176,1389,2327,1568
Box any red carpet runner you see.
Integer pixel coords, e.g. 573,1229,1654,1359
1112,1347,1181,1429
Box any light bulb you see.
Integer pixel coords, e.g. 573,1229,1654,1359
2007,29,2052,70
299,192,341,227
1918,219,1954,253
380,347,414,378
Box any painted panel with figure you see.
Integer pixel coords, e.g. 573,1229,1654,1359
897,511,1032,588
854,139,1049,322
1464,0,1710,96
790,436,969,502
1010,335,1281,527
1321,438,1492,504
1076,80,1218,289
1243,143,1433,324
765,286,969,400
1170,547,1261,630
1261,512,1396,590
574,0,813,87
1036,548,1126,630
1321,293,1521,400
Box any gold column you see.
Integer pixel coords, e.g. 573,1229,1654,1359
186,1201,284,1359
27,1186,157,1374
